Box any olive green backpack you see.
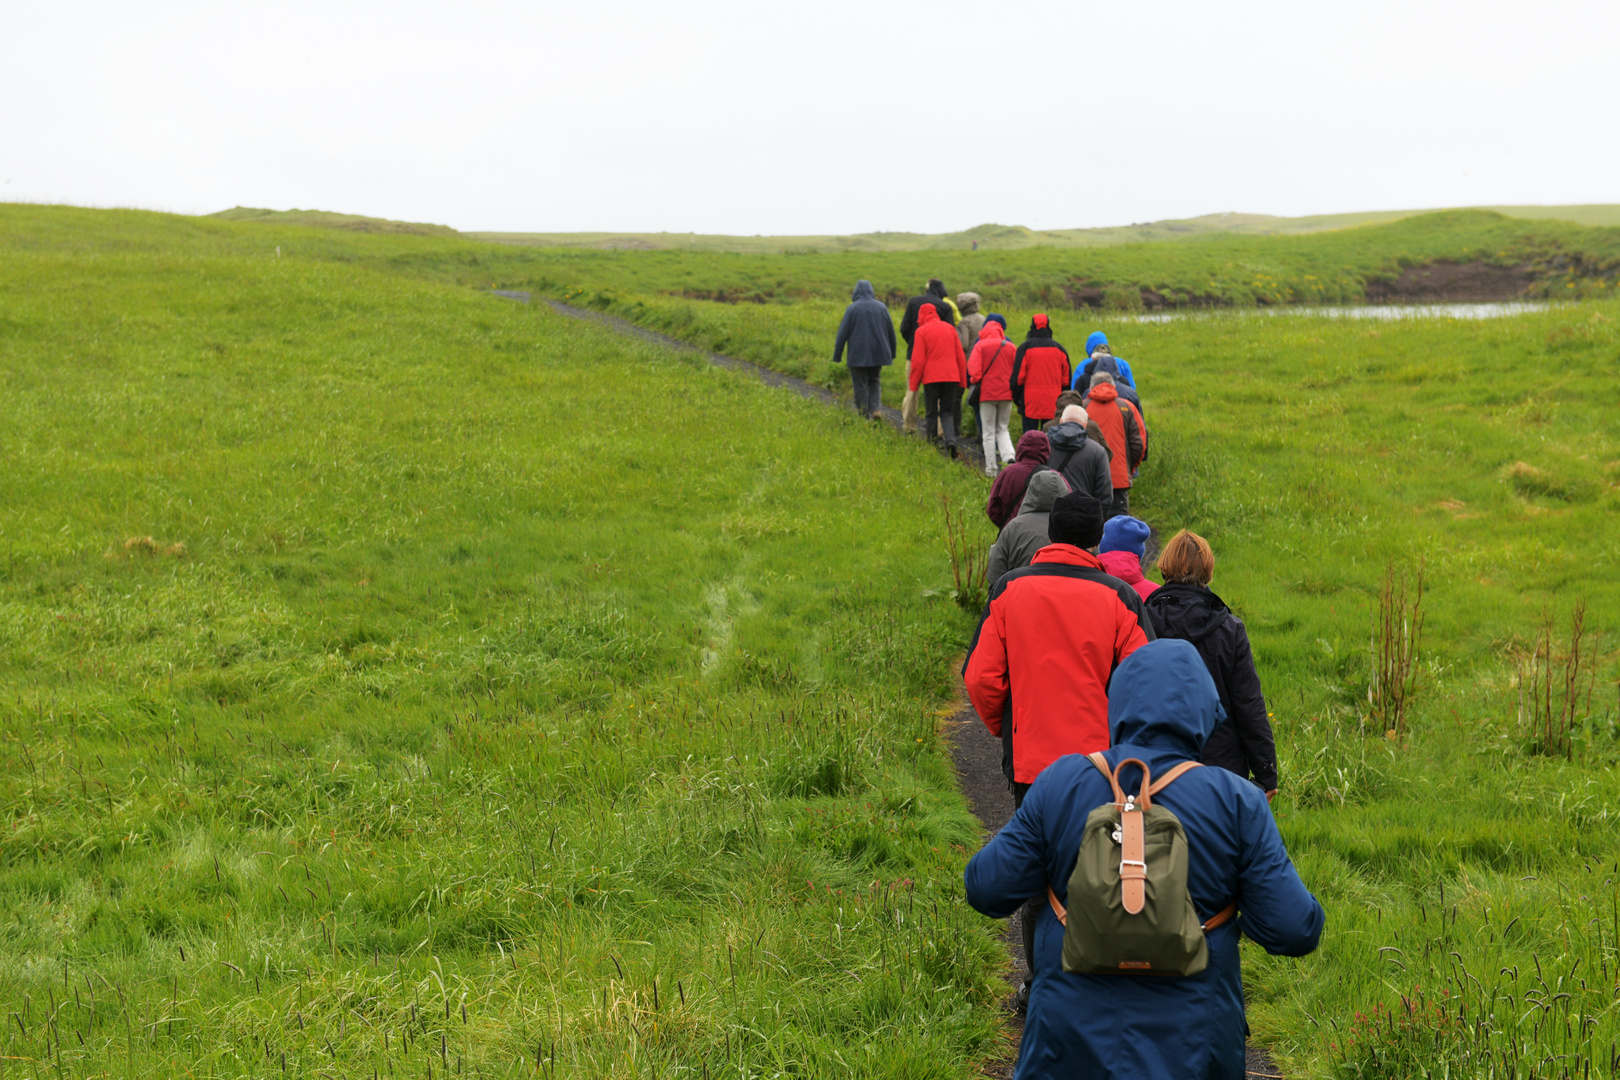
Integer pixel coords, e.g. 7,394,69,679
1045,752,1236,976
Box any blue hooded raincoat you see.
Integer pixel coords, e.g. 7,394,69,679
1074,331,1137,389
964,640,1324,1080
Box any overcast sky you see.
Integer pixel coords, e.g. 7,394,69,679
3,0,1616,235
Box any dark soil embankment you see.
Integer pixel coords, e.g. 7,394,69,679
1364,260,1535,302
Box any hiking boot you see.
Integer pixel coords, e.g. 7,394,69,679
947,442,959,460
1015,979,1030,1015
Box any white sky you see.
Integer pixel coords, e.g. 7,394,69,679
2,0,1616,235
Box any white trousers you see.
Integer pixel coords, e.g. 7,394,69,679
979,400,1015,471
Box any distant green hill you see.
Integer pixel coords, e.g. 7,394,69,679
468,205,1620,252
207,205,458,237
210,203,1620,253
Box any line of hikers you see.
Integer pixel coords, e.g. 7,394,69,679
832,279,1147,514
834,275,1323,1079
964,491,1322,1079
834,279,1320,1078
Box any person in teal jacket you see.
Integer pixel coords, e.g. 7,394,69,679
964,640,1323,1079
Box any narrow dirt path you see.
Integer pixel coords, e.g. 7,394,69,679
499,289,1283,1079
527,293,988,469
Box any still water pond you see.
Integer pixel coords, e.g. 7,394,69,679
1127,301,1556,323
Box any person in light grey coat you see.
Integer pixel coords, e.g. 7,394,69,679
832,280,897,418
1043,404,1113,506
986,469,1071,588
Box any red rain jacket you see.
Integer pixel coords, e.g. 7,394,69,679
964,544,1155,783
967,322,1016,402
907,304,967,390
1012,315,1071,420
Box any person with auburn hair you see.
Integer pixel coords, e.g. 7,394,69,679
1144,530,1279,796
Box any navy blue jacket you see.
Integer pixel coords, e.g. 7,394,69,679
832,280,897,368
964,640,1323,1080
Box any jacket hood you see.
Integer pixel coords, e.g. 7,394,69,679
1109,639,1227,756
1019,469,1069,515
1097,549,1145,585
956,292,980,315
1088,382,1118,404
978,321,1006,343
1086,331,1109,356
927,279,947,298
917,304,940,326
1045,420,1089,452
851,280,876,302
1027,313,1052,339
1144,582,1231,644
1013,430,1051,463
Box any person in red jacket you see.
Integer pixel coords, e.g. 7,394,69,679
962,490,1156,1004
1010,314,1071,435
967,317,1017,476
907,304,968,454
1084,374,1145,518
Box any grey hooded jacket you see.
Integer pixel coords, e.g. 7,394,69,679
956,292,986,355
986,470,1071,587
1045,420,1113,504
833,280,898,368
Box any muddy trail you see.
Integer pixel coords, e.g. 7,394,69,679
498,289,1284,1079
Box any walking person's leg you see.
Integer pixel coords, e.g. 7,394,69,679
901,362,918,433
853,368,880,417
1112,489,1130,518
1011,781,1037,1011
923,384,944,445
979,401,999,475
994,403,1015,465
940,385,961,456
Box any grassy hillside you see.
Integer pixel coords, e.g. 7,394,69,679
209,205,459,236
10,203,1620,1077
211,203,1620,252
0,206,1006,1077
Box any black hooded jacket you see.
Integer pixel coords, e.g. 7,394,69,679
899,280,955,358
832,280,897,368
1143,583,1278,790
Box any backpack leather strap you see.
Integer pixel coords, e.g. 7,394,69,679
1201,902,1237,932
1111,757,1152,914
1147,760,1202,795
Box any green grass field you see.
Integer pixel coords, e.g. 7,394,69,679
7,202,1620,1078
0,206,1009,1077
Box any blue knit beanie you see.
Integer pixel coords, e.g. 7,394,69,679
985,313,1007,329
1098,515,1151,559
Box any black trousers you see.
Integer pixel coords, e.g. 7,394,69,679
924,382,962,443
1012,781,1038,979
1022,412,1046,435
850,366,883,416
1111,488,1131,518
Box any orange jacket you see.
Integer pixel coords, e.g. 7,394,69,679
1085,383,1145,489
907,304,967,389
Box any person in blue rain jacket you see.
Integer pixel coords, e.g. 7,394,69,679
964,639,1324,1080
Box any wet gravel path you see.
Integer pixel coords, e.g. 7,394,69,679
495,288,1282,1079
